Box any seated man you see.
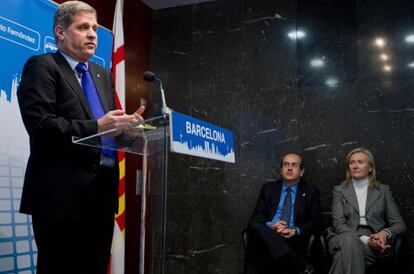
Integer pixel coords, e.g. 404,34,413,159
248,153,322,274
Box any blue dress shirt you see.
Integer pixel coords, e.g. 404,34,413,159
265,182,301,235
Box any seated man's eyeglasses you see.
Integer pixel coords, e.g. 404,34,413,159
282,162,300,168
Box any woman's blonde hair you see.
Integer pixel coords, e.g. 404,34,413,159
344,147,378,187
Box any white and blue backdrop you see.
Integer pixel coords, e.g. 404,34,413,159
0,0,112,273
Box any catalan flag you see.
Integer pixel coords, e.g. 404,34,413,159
109,0,126,273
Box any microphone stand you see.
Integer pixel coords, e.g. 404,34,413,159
143,71,169,274
158,80,170,115
159,79,168,274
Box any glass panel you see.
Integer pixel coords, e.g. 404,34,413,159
72,115,168,155
72,114,170,274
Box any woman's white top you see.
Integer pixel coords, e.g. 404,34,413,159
353,178,369,245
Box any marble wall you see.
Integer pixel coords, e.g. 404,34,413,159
149,0,414,272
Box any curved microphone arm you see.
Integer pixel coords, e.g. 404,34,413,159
143,71,170,115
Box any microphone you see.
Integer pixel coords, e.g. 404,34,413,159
143,71,157,82
143,71,170,114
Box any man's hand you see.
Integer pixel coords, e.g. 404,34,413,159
271,221,288,234
368,231,390,252
97,106,145,136
280,228,296,238
123,106,146,137
132,106,146,122
270,221,297,238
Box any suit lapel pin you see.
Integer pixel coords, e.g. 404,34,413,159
303,193,306,197
97,73,100,78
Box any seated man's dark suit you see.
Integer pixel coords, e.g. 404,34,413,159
248,178,322,273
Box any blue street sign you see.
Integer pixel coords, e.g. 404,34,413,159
169,111,235,163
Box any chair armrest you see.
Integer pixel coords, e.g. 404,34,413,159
242,228,249,252
319,233,328,258
392,234,403,258
306,233,328,260
306,234,316,257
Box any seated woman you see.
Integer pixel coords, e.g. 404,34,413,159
327,148,406,274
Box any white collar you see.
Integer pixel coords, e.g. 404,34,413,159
352,178,369,188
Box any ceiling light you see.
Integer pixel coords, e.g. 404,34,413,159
383,65,392,72
405,34,414,43
288,30,306,40
374,38,386,48
310,58,324,67
379,54,389,61
326,78,338,87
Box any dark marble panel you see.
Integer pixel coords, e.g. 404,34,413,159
297,0,358,87
356,0,414,82
295,83,362,212
240,86,299,177
297,83,361,150
152,7,193,51
190,29,242,97
399,80,414,168
357,0,414,35
150,47,191,98
242,19,297,90
167,96,193,116
190,91,242,130
150,7,193,115
239,137,293,183
165,193,247,273
167,153,191,194
240,87,298,140
149,0,414,273
150,46,192,115
193,0,241,32
355,80,404,173
355,79,414,212
242,0,297,22
167,246,242,274
168,154,234,195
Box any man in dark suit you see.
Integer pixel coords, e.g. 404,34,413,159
248,153,322,274
17,1,144,273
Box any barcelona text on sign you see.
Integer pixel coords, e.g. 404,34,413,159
185,121,226,143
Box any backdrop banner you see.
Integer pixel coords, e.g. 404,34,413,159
0,1,112,273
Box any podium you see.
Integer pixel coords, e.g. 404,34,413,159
73,110,235,274
73,114,170,274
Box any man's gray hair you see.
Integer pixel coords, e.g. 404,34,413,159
53,1,97,31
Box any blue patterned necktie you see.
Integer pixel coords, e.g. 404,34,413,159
75,63,117,159
281,187,292,224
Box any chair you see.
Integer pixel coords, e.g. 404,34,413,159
242,228,325,274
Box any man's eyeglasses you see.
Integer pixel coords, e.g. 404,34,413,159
282,162,300,168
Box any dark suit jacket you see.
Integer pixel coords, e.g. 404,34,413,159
250,179,322,238
17,51,118,219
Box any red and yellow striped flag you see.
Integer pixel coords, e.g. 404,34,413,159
110,0,126,273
